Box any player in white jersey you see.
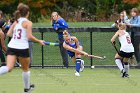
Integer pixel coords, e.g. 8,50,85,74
111,23,134,78
0,3,45,93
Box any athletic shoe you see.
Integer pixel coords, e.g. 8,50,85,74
122,72,126,78
80,60,84,72
124,74,129,78
75,72,80,77
24,84,35,93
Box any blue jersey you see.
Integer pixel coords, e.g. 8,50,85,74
52,18,68,39
65,38,81,58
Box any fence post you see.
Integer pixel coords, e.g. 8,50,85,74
90,32,93,67
29,41,33,67
41,32,44,68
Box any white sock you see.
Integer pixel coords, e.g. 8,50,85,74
115,59,124,71
22,71,30,89
0,66,9,75
124,64,129,74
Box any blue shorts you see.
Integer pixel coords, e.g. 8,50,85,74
67,50,75,58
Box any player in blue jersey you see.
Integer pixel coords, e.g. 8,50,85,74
51,12,69,68
63,30,91,76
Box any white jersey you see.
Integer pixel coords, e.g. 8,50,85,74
8,18,29,49
119,31,134,52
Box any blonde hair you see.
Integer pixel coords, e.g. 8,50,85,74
63,30,69,36
51,12,61,24
51,12,58,16
118,23,126,30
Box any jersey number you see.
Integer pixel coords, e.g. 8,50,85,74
14,29,22,39
126,36,131,44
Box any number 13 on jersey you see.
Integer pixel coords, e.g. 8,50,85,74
14,29,22,39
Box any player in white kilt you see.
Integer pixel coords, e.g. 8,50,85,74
111,23,134,78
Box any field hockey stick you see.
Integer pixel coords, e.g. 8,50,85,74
111,42,119,54
88,54,106,60
43,42,59,46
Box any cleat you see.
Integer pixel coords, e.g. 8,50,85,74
75,72,80,77
124,74,129,78
122,72,126,78
24,84,35,93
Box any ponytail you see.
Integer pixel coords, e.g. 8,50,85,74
63,30,69,36
14,10,20,21
14,3,29,21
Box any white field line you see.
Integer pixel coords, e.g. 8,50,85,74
7,73,140,78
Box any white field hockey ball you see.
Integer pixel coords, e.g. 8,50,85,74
91,66,95,69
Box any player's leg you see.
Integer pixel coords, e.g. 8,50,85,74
74,46,84,76
130,55,135,66
71,57,76,63
115,53,124,72
123,57,129,77
74,57,81,76
19,57,34,93
0,55,16,75
77,46,84,72
58,37,68,68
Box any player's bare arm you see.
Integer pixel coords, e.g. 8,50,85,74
63,42,88,56
0,29,6,52
24,21,45,46
111,31,119,44
7,21,17,37
71,36,80,48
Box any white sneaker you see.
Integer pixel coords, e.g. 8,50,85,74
75,72,80,76
80,60,84,72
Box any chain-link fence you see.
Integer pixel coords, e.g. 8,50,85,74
30,27,139,68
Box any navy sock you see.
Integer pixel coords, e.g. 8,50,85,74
75,58,81,73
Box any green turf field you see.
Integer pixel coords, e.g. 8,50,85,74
0,68,140,93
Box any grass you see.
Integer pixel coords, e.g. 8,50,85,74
0,68,140,93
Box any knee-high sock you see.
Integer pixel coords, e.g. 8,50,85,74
115,59,124,71
22,71,30,89
124,62,129,74
0,66,9,75
76,58,81,73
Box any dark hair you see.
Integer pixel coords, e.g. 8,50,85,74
131,8,139,15
14,3,29,21
0,10,3,17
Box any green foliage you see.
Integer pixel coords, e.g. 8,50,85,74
0,0,139,22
